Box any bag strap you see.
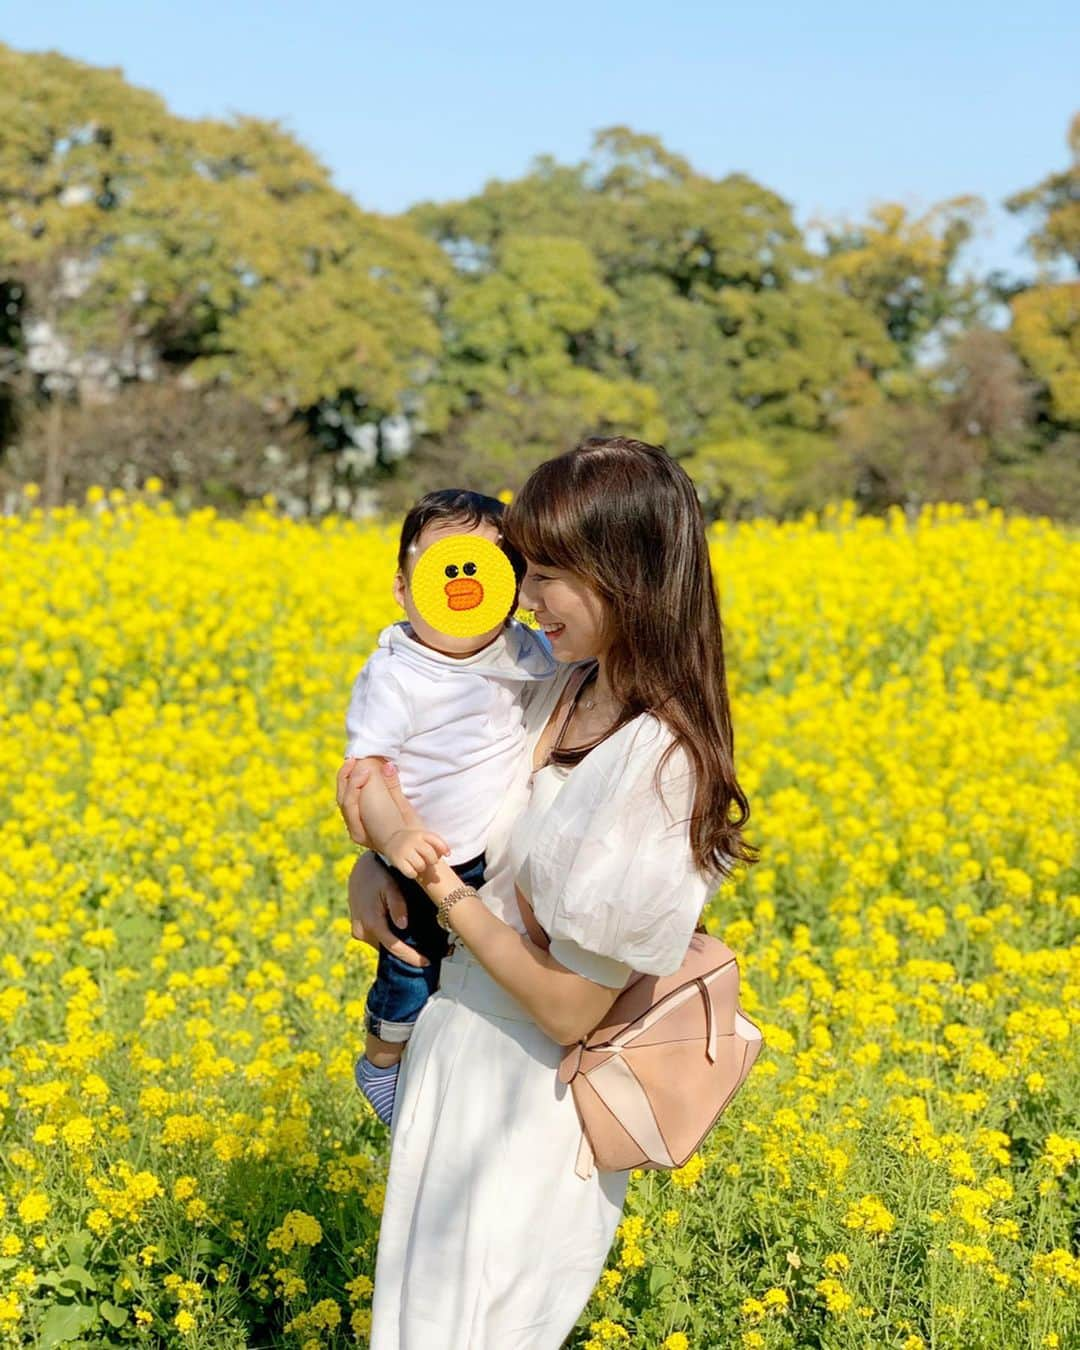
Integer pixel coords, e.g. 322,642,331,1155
516,885,551,950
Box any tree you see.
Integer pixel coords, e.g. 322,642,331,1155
409,128,899,515
818,198,986,361
1006,112,1080,270
0,43,449,501
1004,112,1080,431
1009,284,1080,424
390,233,664,500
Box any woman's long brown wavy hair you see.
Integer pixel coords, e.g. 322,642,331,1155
504,436,758,881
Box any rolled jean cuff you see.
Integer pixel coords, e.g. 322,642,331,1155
365,1009,416,1044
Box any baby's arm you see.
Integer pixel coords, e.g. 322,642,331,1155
350,756,450,880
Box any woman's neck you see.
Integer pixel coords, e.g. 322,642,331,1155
584,657,620,716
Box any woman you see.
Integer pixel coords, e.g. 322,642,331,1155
338,437,756,1348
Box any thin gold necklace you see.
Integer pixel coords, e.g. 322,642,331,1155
578,667,617,715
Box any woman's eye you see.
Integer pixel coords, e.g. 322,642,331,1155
463,561,477,576
445,564,459,578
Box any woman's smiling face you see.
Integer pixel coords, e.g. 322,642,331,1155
519,562,611,664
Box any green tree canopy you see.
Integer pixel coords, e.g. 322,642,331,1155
818,198,986,359
0,43,449,415
1007,112,1080,270
407,128,899,508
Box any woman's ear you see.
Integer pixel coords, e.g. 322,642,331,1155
392,570,406,609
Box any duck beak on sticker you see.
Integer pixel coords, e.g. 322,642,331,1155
445,577,485,611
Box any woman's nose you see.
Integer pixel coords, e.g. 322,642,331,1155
518,577,538,612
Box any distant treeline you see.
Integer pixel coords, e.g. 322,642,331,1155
1,43,1078,520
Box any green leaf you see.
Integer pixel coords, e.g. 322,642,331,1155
60,1232,91,1268
99,1302,129,1328
57,1265,97,1292
648,1264,676,1297
39,1301,98,1348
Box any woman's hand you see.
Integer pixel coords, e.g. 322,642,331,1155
337,757,374,845
336,756,429,848
347,852,428,968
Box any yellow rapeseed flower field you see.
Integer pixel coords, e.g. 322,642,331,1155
1,491,1077,1349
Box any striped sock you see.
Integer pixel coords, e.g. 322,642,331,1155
354,1055,399,1126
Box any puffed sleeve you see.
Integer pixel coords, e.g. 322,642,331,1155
343,658,412,760
527,717,715,979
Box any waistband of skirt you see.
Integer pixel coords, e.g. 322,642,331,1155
439,943,533,1023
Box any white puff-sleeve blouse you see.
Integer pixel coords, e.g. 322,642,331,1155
509,712,717,986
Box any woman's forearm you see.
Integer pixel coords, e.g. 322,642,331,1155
417,858,618,1045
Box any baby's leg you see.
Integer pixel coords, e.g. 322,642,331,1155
355,1036,403,1125
355,880,442,1126
364,1031,404,1068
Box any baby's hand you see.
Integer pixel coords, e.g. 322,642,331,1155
384,827,451,880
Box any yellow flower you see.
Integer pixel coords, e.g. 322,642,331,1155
662,1335,690,1350
816,1278,853,1315
1032,1250,1080,1287
267,1210,323,1253
842,1195,896,1237
61,1116,95,1150
16,1192,49,1225
1042,1134,1080,1177
174,1310,196,1333
671,1153,705,1189
345,1273,374,1302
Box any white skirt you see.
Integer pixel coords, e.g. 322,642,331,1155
370,944,629,1349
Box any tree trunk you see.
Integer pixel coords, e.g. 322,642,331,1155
43,397,65,508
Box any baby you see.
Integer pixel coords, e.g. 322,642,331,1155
344,488,555,1125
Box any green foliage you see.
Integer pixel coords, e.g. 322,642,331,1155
1006,112,1080,271
0,42,1076,522
820,199,986,358
1009,283,1080,424
0,44,448,415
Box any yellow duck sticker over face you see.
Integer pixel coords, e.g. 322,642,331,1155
409,534,518,638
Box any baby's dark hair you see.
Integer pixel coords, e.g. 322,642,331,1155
397,489,526,583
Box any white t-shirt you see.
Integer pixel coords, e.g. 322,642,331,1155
345,619,556,865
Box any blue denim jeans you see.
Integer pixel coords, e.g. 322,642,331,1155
364,851,486,1043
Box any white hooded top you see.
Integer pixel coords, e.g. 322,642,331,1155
345,619,556,865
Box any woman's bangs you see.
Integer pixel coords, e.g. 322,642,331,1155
505,471,584,571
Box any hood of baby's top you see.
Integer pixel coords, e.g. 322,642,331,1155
377,619,556,683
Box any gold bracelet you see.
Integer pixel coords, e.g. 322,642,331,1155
436,884,479,932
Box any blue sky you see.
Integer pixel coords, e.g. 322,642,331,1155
3,1,1078,279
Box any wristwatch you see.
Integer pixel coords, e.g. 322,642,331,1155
436,884,479,932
